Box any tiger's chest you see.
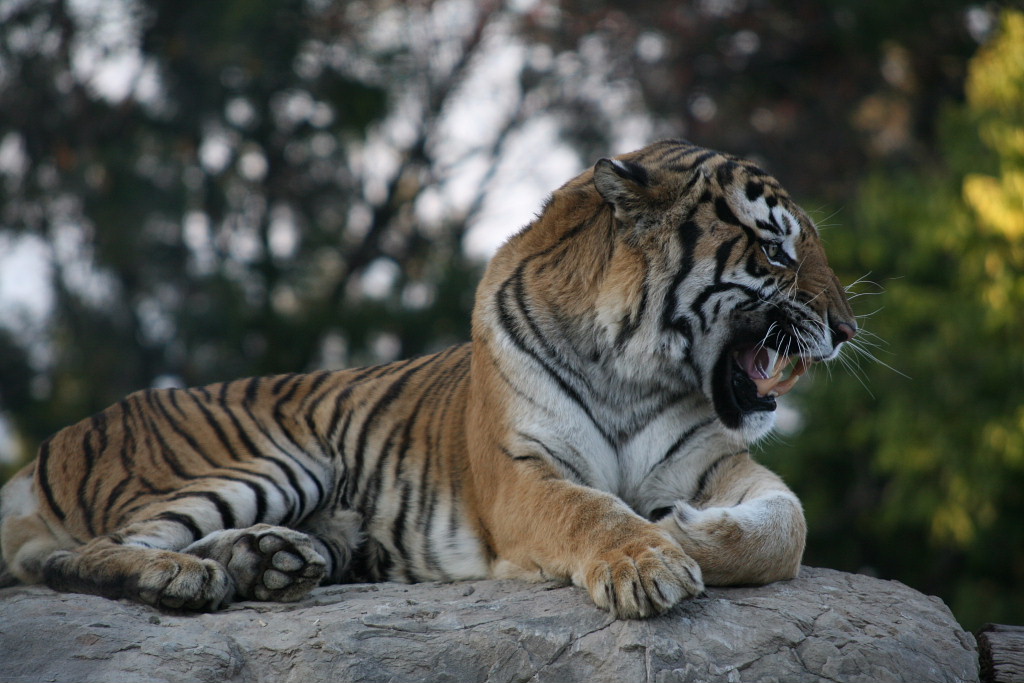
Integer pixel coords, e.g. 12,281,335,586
513,390,736,518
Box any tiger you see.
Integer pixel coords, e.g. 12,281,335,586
0,140,857,618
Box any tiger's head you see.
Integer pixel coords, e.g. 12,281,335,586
584,140,857,442
477,140,857,445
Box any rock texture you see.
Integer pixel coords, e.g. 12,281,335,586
0,567,977,683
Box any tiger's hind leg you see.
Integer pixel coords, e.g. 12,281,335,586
39,513,319,609
43,514,362,609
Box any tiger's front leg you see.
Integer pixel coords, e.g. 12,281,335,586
655,454,806,586
479,462,704,619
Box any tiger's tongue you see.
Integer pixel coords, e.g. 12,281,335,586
738,346,773,380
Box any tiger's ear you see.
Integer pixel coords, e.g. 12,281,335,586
594,158,654,224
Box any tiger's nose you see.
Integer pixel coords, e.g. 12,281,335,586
831,321,857,347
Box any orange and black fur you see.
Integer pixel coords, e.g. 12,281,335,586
0,141,856,617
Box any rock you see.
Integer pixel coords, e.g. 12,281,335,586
0,567,977,683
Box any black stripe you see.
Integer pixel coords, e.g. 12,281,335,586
169,490,237,529
360,346,465,520
152,511,203,541
78,421,99,536
317,536,344,580
244,376,262,405
370,351,465,570
215,382,323,516
138,392,283,528
300,371,332,408
390,480,415,582
330,407,359,509
345,353,439,508
668,149,716,172
515,434,587,484
137,399,200,481
105,399,139,530
166,388,189,419
614,269,650,350
146,390,225,468
36,438,66,521
419,351,472,576
713,236,742,282
495,275,612,446
150,387,290,524
662,215,700,336
201,390,306,523
355,421,402,517
233,402,314,525
300,372,342,460
509,265,591,387
208,474,267,526
745,180,764,201
652,417,715,471
271,373,299,395
691,450,746,505
104,476,133,531
183,388,244,463
223,379,328,513
735,485,754,505
689,281,761,333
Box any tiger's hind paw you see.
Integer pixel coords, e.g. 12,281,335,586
227,526,327,602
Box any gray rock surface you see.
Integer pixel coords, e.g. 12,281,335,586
0,567,977,683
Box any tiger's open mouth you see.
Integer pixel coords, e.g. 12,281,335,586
734,345,809,400
711,333,812,429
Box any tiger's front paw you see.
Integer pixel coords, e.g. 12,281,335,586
581,533,703,618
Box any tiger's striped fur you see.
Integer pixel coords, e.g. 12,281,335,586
0,140,856,617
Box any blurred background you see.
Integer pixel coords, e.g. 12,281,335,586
0,0,1021,630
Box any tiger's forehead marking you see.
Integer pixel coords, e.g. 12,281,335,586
727,186,802,259
728,186,800,237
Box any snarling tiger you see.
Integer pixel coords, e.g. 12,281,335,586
0,140,856,618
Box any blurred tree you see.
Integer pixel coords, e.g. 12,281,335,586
767,9,1024,630
528,0,977,201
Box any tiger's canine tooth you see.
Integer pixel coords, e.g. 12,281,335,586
753,357,809,398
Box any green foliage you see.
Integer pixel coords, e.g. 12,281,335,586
767,10,1024,630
